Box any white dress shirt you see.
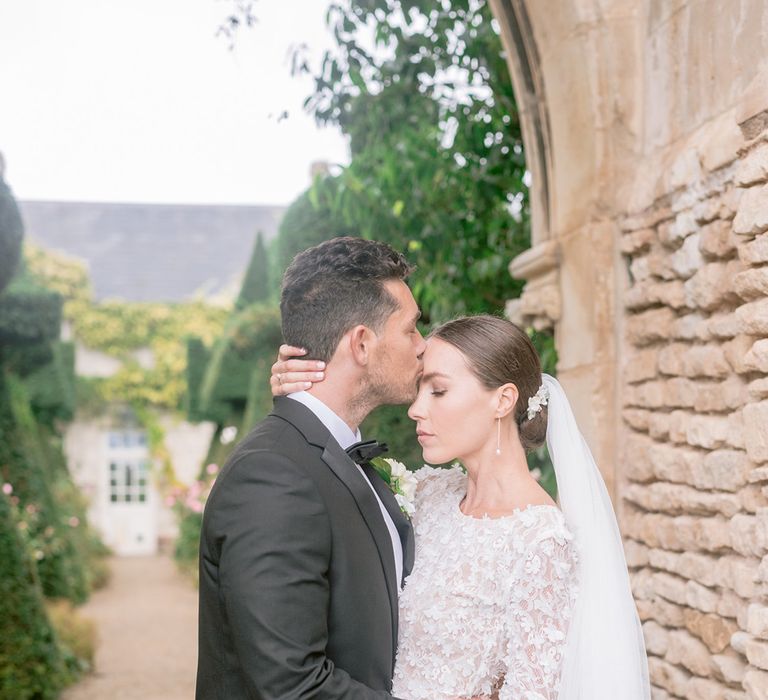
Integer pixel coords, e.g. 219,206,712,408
287,390,404,588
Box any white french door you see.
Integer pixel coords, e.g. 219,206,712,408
103,430,158,555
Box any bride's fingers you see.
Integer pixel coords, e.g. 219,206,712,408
270,347,326,396
270,368,326,397
277,344,307,362
279,358,325,373
270,376,313,396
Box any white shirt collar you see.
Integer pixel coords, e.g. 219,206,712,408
286,391,361,450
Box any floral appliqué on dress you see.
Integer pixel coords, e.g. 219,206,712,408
392,466,579,700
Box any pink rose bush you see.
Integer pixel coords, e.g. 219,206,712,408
169,464,219,579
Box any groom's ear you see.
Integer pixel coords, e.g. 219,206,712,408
347,324,377,366
495,383,519,419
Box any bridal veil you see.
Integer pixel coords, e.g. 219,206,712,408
542,374,651,699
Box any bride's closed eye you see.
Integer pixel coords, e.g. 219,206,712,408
430,389,447,397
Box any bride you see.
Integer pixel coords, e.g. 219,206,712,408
271,314,650,699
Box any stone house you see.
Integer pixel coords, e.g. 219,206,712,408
20,199,283,555
489,1,768,696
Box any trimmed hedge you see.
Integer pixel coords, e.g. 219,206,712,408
185,337,210,423
196,304,283,424
269,184,355,282
0,277,62,346
24,341,76,425
0,491,67,700
0,176,23,294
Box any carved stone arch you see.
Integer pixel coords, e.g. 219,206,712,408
487,0,644,495
489,0,552,245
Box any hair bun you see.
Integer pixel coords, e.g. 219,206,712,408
518,407,548,451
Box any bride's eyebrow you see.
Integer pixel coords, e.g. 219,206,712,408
420,371,450,383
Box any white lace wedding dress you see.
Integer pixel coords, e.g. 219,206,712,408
392,466,579,700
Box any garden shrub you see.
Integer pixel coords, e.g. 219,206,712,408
0,490,67,700
0,373,89,603
45,599,96,676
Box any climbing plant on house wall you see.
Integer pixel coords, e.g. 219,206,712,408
25,245,228,412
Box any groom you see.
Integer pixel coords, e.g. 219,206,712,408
196,237,425,699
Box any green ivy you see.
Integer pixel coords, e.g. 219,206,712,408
24,243,228,412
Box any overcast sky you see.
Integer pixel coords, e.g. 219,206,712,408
0,0,350,205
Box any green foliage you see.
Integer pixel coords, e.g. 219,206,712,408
269,183,356,282
0,175,23,294
197,303,283,424
174,509,203,584
294,0,559,493
300,0,529,324
0,491,67,700
0,276,62,347
23,342,76,426
362,404,423,468
169,467,218,583
0,238,106,692
0,373,90,603
189,0,556,512
237,232,270,308
242,360,275,433
24,243,228,411
45,599,96,677
185,337,211,422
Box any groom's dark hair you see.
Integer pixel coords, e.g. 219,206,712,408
280,236,413,363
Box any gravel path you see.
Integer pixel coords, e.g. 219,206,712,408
62,555,198,700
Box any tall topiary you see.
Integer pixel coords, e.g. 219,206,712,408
197,303,283,425
0,153,24,294
236,231,270,308
269,184,355,281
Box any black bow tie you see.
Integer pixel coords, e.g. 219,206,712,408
345,439,388,465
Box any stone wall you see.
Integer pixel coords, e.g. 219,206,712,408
620,121,768,699
490,1,768,697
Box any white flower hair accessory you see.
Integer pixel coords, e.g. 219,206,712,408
526,383,550,421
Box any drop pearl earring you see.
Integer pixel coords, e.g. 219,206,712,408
495,417,501,456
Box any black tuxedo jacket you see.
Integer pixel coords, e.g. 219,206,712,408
196,397,414,699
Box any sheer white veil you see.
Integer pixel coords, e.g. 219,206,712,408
541,374,650,699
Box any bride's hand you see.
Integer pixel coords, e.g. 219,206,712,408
270,344,326,396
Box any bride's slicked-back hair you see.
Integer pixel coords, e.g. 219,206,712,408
431,315,547,451
280,237,414,363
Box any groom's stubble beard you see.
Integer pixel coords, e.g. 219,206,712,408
348,361,419,425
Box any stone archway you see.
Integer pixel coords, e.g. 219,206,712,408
490,1,768,696
490,0,646,498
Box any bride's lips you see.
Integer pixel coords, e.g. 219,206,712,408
416,430,434,443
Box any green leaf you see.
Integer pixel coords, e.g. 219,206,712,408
369,457,392,485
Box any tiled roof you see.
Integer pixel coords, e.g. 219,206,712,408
19,200,285,302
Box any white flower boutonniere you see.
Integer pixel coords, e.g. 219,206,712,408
370,457,418,517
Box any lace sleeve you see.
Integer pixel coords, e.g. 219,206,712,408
499,532,578,700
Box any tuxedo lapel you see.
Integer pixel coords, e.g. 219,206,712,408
320,441,400,648
270,398,400,661
361,463,415,584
